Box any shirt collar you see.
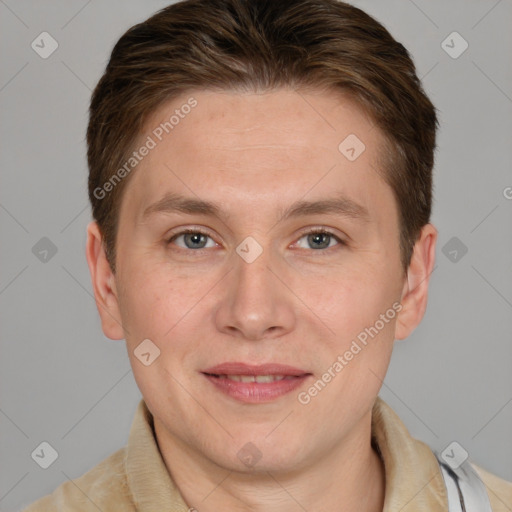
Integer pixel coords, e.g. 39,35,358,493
125,399,189,511
124,397,448,511
371,397,448,511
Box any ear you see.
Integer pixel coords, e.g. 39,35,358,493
395,223,437,340
85,221,125,340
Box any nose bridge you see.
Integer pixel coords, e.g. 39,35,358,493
215,238,295,340
236,241,273,295
233,237,277,311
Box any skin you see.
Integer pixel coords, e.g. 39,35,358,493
86,88,437,511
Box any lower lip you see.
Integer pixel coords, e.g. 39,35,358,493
203,374,310,403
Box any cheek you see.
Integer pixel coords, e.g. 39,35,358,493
117,264,182,343
323,266,400,335
118,263,217,364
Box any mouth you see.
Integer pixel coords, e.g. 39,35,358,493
201,362,312,403
205,374,300,383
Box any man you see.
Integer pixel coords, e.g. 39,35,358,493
23,0,512,510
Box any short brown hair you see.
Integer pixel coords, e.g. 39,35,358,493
87,0,438,274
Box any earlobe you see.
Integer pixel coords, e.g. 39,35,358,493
85,221,125,340
395,223,437,341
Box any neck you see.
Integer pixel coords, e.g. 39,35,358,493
154,409,386,512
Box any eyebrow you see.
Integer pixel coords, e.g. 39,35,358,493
141,192,370,223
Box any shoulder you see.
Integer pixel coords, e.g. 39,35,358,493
473,463,512,512
21,447,134,512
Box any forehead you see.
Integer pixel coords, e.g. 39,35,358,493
120,88,395,226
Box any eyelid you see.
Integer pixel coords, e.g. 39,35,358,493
292,226,346,251
166,226,218,245
298,226,346,241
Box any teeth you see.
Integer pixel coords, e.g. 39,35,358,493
219,374,291,383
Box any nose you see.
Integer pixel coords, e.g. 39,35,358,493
214,244,296,341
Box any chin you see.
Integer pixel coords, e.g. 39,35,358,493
218,435,307,474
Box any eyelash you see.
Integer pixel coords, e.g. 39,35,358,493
165,227,346,255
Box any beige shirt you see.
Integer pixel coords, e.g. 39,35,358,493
22,397,512,511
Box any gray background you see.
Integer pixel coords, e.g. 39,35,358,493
1,0,511,510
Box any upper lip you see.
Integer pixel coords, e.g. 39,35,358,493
202,362,310,376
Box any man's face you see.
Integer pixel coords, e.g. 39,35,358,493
92,88,421,472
